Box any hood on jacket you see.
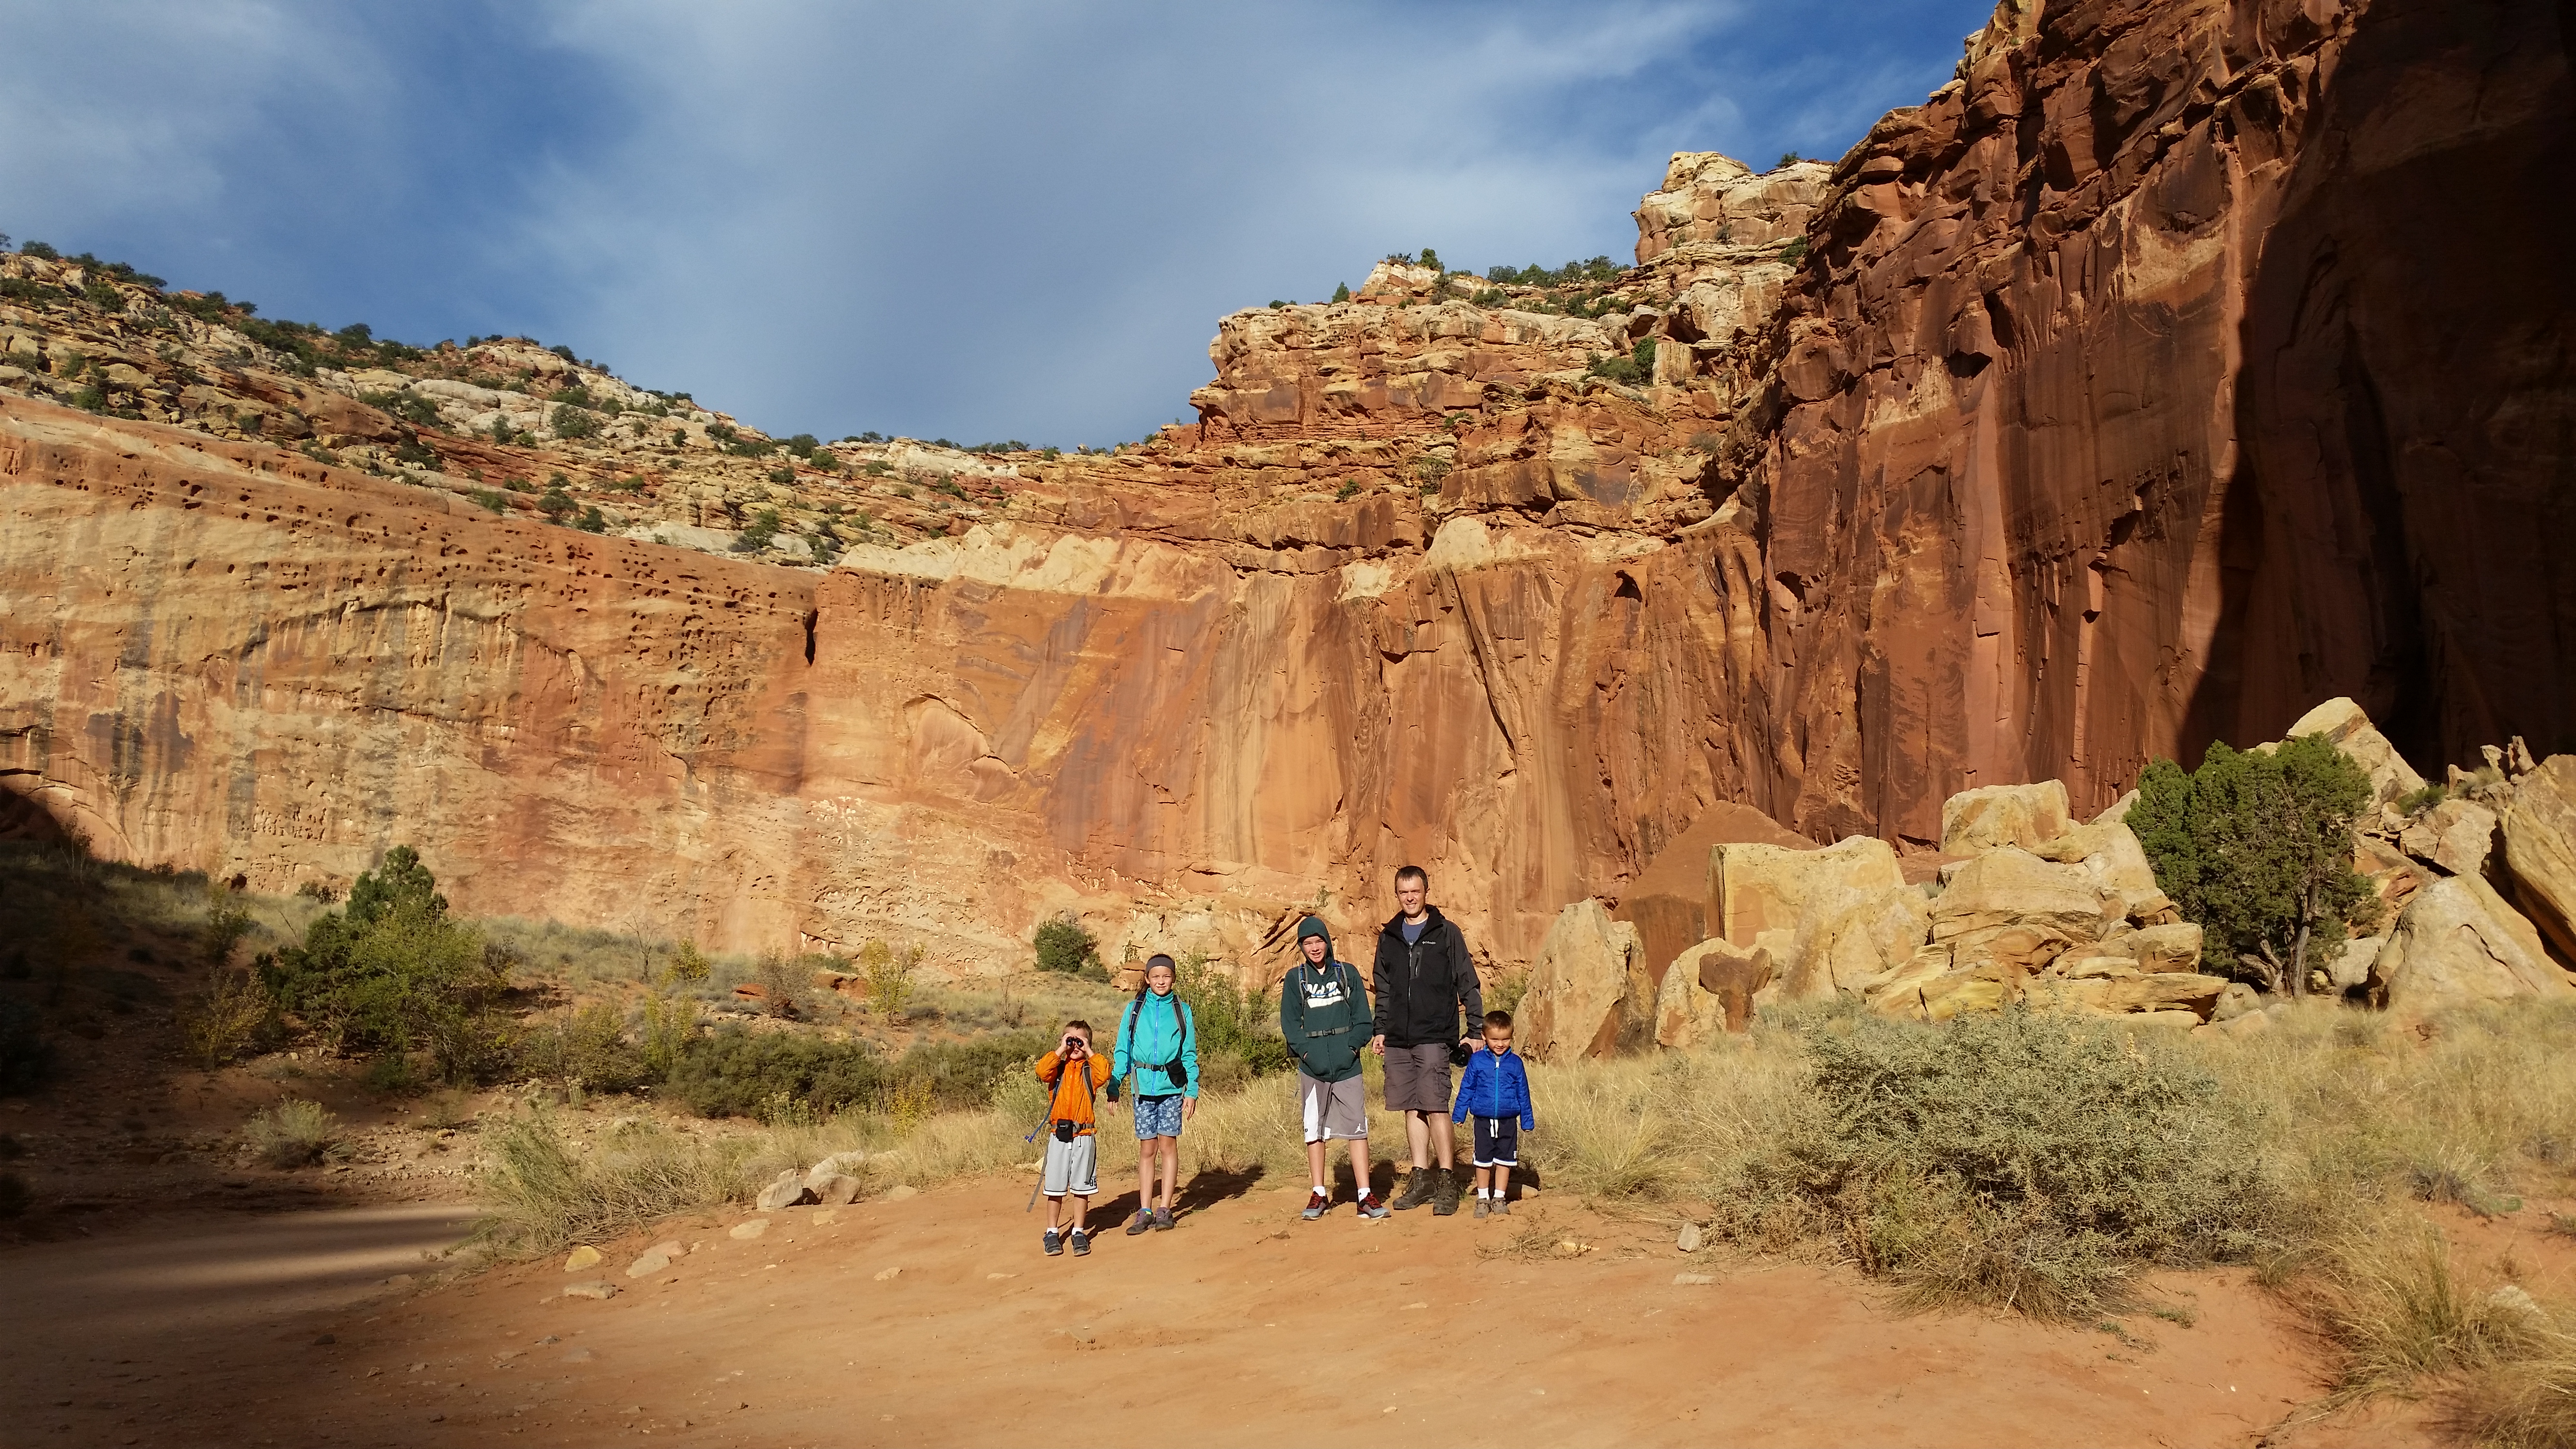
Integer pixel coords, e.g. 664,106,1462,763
1295,914,1336,966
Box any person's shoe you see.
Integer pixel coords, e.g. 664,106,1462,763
1125,1209,1153,1236
1043,1228,1064,1256
1152,1207,1175,1231
1432,1170,1462,1216
1355,1192,1391,1220
1300,1190,1329,1221
1070,1228,1091,1256
1494,1197,1512,1216
1392,1168,1434,1211
1473,1196,1491,1219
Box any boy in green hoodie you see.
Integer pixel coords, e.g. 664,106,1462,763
1278,916,1386,1220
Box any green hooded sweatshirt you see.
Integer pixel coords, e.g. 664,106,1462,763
1279,916,1371,1082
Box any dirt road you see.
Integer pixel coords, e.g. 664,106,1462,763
0,1175,2325,1448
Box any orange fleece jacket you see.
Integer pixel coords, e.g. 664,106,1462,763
1035,1049,1114,1135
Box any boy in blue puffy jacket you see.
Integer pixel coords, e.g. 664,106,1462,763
1450,1009,1534,1217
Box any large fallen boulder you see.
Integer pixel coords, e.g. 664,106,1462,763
1706,835,1925,1003
1652,939,1773,1048
1929,847,2119,973
2281,696,2428,821
2398,797,2498,878
1940,780,2073,856
2368,874,2576,1013
2500,755,2576,963
1519,900,1650,1062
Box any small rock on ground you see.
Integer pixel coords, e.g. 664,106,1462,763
882,1184,918,1201
626,1252,670,1278
1674,1272,1717,1286
729,1219,769,1240
563,1246,602,1272
562,1281,618,1301
873,1266,902,1282
1676,1222,1703,1253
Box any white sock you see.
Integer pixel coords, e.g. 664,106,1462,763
1312,1182,1327,1195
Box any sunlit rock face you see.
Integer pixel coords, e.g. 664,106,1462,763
5,0,2568,986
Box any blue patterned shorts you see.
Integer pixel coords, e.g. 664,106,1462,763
1132,1093,1186,1139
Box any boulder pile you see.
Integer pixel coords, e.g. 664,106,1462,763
1524,699,2576,1062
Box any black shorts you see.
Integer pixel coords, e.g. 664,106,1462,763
1470,1115,1520,1168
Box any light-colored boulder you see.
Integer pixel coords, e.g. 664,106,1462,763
1652,939,1772,1047
2212,982,2262,1021
2354,835,2427,913
1706,836,1907,945
1862,945,1956,1016
1705,836,1920,1002
1519,899,1650,1062
2281,697,2427,815
563,1245,602,1272
2031,791,2139,864
1940,780,2074,856
804,1152,869,1188
2368,874,2576,1012
625,1251,671,1279
754,1170,814,1211
2399,798,2497,877
2067,921,2205,974
1930,847,2118,948
2501,755,2576,963
807,1174,863,1207
2094,973,2229,1019
2079,822,2166,919
2327,934,2383,991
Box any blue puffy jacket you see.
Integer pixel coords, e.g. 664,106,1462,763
1450,1047,1533,1129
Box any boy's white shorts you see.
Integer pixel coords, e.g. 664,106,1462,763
1042,1133,1098,1198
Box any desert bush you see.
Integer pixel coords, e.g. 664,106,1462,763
2129,735,2378,992
244,1099,339,1168
201,884,254,966
749,950,808,1018
664,1025,883,1119
1714,1007,2273,1318
516,1001,647,1093
179,966,278,1069
886,1030,1051,1112
1171,953,1292,1079
260,848,509,1077
857,939,922,1017
0,998,52,1094
1033,913,1099,976
473,1111,763,1258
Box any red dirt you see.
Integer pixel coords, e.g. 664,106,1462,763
1,1175,2336,1448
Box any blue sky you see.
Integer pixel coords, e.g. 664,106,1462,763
0,1,1992,446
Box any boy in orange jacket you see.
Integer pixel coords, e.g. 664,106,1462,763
1035,1019,1116,1256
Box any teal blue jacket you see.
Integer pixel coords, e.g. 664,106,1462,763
1112,992,1200,1099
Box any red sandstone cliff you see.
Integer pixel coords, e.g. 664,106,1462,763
3,0,2568,981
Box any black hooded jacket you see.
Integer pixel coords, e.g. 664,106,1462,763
1370,904,1481,1048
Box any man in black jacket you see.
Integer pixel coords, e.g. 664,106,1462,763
1369,864,1481,1216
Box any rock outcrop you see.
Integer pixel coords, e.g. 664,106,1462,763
5,0,2570,982
1518,900,1650,1062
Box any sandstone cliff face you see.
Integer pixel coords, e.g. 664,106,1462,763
4,0,2568,986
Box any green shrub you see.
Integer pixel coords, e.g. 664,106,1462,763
1724,1009,2272,1318
856,939,922,1016
244,1099,339,1168
1780,237,1810,264
472,488,509,514
2128,735,2377,993
1033,913,1098,976
2398,782,2449,817
179,966,278,1069
1332,282,1352,303
517,1001,647,1092
260,848,508,1077
1172,953,1291,1077
731,508,782,553
887,1030,1051,1111
663,1025,883,1118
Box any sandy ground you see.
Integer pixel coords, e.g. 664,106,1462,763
0,1173,2342,1449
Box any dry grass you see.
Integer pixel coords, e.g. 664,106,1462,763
242,1099,338,1168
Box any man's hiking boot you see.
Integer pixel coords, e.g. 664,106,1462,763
1473,1196,1491,1219
1392,1168,1435,1211
1152,1207,1175,1231
1070,1228,1091,1256
1355,1193,1391,1220
1300,1191,1329,1221
1125,1210,1153,1236
1043,1228,1064,1256
1431,1170,1462,1216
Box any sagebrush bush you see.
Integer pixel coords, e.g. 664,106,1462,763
1717,1007,2274,1317
244,1099,338,1168
664,1026,883,1119
474,1112,762,1258
1033,913,1098,976
179,966,277,1069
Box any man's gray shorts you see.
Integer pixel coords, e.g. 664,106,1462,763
1382,1041,1455,1114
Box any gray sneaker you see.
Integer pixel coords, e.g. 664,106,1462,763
1355,1192,1390,1220
1152,1207,1175,1231
1300,1190,1329,1221
1043,1228,1063,1256
1473,1196,1491,1219
1124,1209,1153,1236
1392,1169,1434,1211
1494,1198,1511,1216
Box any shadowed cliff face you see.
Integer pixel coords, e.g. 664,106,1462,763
4,0,2569,977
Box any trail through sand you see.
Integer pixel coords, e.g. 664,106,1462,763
0,1175,2328,1447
